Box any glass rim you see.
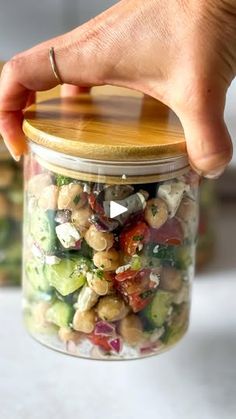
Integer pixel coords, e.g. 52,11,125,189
29,141,189,182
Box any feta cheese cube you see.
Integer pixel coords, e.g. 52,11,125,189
76,285,99,312
45,255,61,265
158,180,190,217
115,264,131,274
55,222,81,248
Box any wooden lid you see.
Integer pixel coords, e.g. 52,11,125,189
23,94,186,161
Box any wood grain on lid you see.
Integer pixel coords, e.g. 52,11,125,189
23,94,186,161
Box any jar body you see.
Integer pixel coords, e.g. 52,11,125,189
0,155,22,286
23,149,199,360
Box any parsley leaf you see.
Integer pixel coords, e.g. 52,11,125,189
96,269,104,279
56,175,73,187
73,195,81,205
151,204,158,217
133,235,144,241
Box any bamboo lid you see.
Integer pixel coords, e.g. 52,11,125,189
23,94,186,161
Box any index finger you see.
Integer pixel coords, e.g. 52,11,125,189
0,27,74,155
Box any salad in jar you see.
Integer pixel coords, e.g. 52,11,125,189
23,154,199,360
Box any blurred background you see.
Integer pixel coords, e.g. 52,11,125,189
0,0,116,59
0,1,236,418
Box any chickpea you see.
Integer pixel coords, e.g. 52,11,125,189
97,295,129,322
119,315,144,346
176,197,197,223
104,184,134,201
144,198,168,229
85,225,114,252
87,272,109,296
176,197,198,238
28,173,52,198
0,192,9,217
58,183,87,211
58,327,81,343
72,205,92,229
159,267,182,292
0,164,14,188
32,301,51,328
38,185,59,210
93,248,120,271
105,272,116,295
173,284,189,305
73,309,96,334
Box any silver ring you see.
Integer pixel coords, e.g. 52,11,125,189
49,47,63,85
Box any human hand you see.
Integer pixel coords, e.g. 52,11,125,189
0,0,235,177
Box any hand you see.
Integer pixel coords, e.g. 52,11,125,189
0,0,235,177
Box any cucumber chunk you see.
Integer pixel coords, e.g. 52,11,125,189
141,290,174,328
24,308,58,336
161,304,189,345
26,259,50,292
46,300,74,328
31,209,57,253
45,257,88,296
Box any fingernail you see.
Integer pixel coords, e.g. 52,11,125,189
13,154,21,162
189,161,203,177
204,166,226,179
4,141,22,162
189,160,226,179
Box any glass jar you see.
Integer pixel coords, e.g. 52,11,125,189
22,95,199,360
0,142,23,286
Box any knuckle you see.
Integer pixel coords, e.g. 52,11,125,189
71,21,117,85
2,54,24,79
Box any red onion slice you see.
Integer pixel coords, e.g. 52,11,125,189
94,321,116,336
109,338,122,353
74,240,82,250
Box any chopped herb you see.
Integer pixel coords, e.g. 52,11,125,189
151,244,176,260
56,175,73,187
151,204,158,217
73,195,81,205
133,235,144,242
96,270,104,279
140,290,155,299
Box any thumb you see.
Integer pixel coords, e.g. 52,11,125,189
175,91,233,179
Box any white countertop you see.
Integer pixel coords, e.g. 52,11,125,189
0,202,236,419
